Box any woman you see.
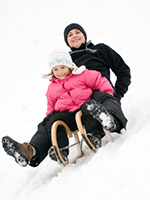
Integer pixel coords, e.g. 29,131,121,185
64,23,131,133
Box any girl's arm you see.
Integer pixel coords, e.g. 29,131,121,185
46,99,55,116
46,86,55,116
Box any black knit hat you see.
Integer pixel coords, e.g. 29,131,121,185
64,23,87,46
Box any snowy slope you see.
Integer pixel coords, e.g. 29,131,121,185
0,0,150,199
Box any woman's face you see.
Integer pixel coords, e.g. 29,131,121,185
67,29,85,48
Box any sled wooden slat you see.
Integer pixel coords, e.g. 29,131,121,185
51,120,83,166
75,111,97,152
76,110,114,141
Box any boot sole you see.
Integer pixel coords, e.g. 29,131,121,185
86,100,116,132
86,133,101,148
2,136,29,167
49,146,69,165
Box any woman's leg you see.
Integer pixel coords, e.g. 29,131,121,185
92,91,127,132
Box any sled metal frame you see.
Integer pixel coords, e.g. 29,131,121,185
51,110,114,166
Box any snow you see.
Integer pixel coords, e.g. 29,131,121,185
0,0,150,199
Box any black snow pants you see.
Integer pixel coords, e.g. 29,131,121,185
29,110,79,167
91,91,127,132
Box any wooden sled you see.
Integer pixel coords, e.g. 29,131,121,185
51,110,114,166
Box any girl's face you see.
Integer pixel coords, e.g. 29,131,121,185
67,29,85,48
52,65,70,79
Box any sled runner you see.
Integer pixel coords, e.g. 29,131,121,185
76,111,114,150
51,120,81,166
51,111,114,166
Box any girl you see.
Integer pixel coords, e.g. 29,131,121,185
63,23,131,133
2,50,116,167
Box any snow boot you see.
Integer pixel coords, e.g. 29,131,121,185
48,146,69,164
85,100,116,132
86,133,102,148
2,136,34,167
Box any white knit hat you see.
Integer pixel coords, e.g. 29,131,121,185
48,50,86,77
48,50,76,72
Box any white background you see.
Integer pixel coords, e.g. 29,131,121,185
0,0,150,199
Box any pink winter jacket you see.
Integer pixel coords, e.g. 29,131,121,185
46,69,114,116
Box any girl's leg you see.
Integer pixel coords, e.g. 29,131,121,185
2,111,56,167
30,110,78,165
2,110,78,167
46,110,78,149
46,110,78,162
29,110,59,166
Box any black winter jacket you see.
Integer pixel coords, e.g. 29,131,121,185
70,41,131,99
